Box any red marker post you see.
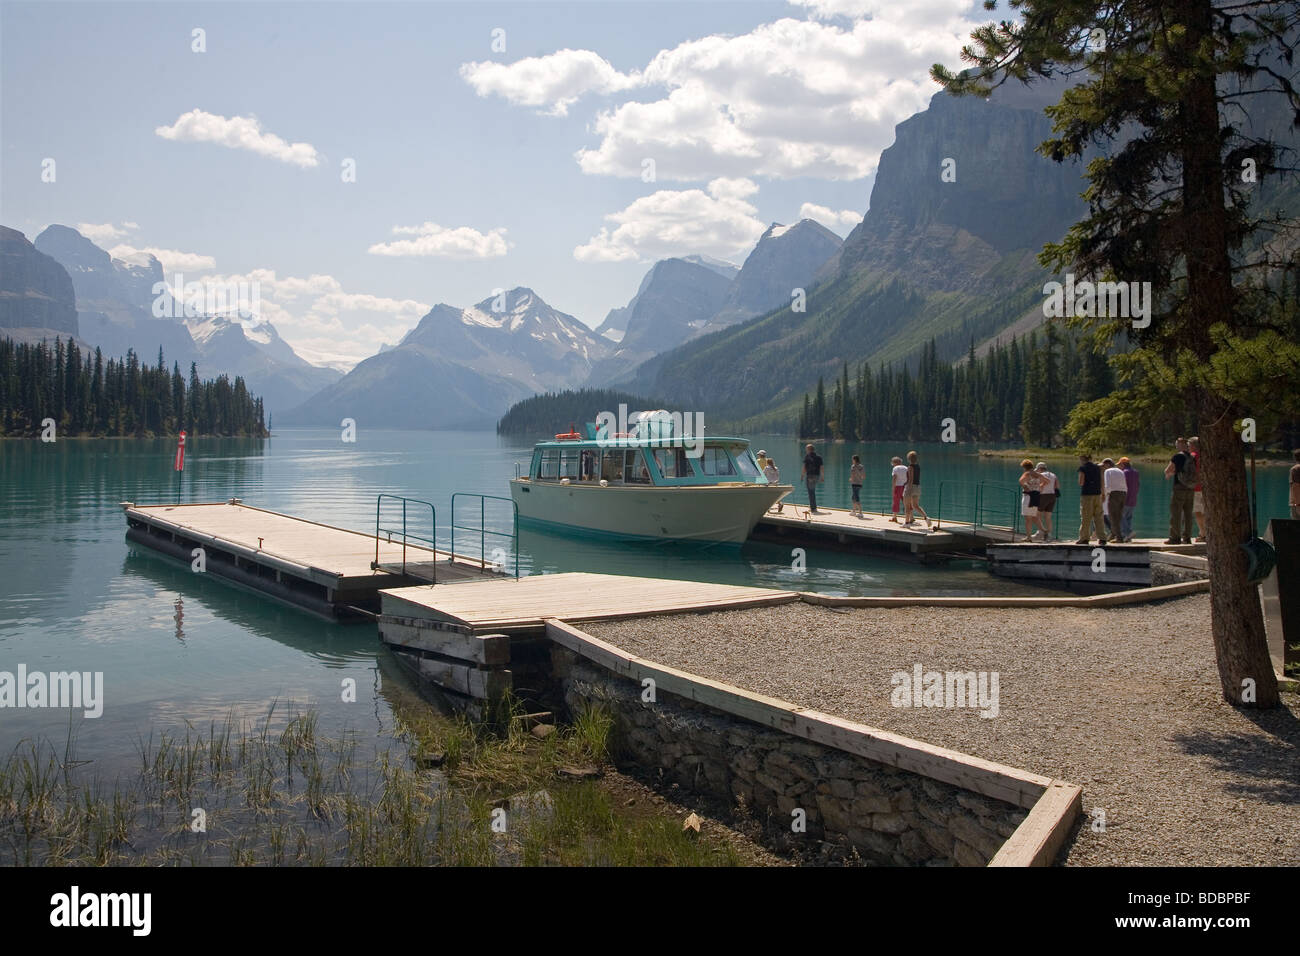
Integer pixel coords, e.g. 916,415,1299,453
174,430,186,502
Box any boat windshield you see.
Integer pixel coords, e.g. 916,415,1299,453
697,446,736,477
732,447,761,479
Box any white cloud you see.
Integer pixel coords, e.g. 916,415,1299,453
798,202,862,232
465,11,980,181
574,178,766,263
154,109,320,168
109,243,216,272
460,49,640,116
77,222,136,244
181,268,430,368
368,222,511,259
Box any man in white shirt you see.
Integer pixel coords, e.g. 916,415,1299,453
889,456,908,523
1102,457,1127,543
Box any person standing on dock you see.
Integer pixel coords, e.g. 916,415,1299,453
849,455,866,518
1164,437,1196,544
1018,459,1043,541
802,444,825,515
763,457,783,512
889,456,908,523
1034,462,1059,541
1189,436,1206,541
1102,458,1127,543
1076,453,1105,545
1119,457,1140,542
902,450,932,530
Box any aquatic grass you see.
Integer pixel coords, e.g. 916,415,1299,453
0,696,755,867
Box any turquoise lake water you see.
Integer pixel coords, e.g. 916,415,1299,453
0,429,1290,771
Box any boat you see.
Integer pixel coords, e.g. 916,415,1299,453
509,411,791,544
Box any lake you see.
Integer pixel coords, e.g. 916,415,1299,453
0,428,1290,771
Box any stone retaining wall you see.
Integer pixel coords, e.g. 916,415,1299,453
553,647,1027,866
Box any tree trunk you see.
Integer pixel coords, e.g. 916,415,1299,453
1180,0,1279,707
1199,399,1279,707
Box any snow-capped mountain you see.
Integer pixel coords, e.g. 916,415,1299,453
280,287,608,429
184,314,342,413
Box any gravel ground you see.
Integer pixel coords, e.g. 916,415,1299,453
585,594,1300,866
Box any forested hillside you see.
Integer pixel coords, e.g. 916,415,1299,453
0,338,268,438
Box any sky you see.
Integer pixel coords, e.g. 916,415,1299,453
2,0,993,369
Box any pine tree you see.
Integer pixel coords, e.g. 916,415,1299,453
934,0,1300,706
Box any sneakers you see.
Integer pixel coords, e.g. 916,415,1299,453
1075,539,1089,545
1164,538,1180,545
1181,538,1193,545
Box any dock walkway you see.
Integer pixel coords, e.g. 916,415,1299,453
381,571,802,634
124,500,497,617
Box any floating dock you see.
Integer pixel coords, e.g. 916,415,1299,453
123,500,500,619
752,505,1019,559
987,540,1207,593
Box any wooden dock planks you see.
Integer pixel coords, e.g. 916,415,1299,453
125,500,487,590
381,572,802,633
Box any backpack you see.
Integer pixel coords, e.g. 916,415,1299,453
1176,453,1198,489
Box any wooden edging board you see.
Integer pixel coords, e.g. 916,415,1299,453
798,578,1208,609
544,618,1082,865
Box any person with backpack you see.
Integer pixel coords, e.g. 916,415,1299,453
1163,437,1196,544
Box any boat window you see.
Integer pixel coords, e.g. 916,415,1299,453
654,447,696,478
697,446,736,477
559,448,582,480
580,449,598,481
601,449,624,482
733,448,760,479
539,448,559,480
625,449,651,483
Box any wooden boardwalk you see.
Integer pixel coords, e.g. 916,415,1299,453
381,572,802,634
123,500,497,617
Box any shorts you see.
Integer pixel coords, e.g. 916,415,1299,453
1193,491,1204,513
1020,494,1038,517
892,485,905,512
904,488,921,504
1028,490,1041,507
851,484,861,503
1038,493,1057,514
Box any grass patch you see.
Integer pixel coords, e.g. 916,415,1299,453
0,695,750,867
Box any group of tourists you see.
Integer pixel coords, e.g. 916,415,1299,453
1065,453,1141,545
757,445,932,529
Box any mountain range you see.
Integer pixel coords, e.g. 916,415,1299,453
17,225,340,414
12,71,1293,435
276,287,609,429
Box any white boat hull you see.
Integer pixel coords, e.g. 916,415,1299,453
510,479,790,544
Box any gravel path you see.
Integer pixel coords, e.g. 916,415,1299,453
585,594,1299,865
